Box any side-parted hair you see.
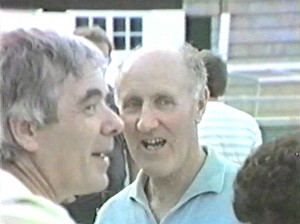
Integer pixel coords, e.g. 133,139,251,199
233,131,300,224
0,28,106,161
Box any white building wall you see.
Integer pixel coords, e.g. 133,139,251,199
0,9,185,85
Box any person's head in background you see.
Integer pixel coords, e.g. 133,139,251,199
74,26,113,63
233,131,300,224
198,49,227,99
0,28,124,203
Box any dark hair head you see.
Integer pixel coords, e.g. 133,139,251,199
233,131,300,224
199,50,227,97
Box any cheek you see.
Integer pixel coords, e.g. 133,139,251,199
60,118,98,150
121,116,139,153
165,110,192,129
166,112,195,146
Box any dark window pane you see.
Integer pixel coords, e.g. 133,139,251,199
185,16,211,50
114,36,126,50
130,36,142,49
130,17,142,32
113,17,125,32
76,17,89,27
93,17,106,30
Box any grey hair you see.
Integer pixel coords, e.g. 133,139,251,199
180,43,208,100
0,28,106,161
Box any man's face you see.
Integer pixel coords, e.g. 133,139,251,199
116,50,201,178
35,62,124,197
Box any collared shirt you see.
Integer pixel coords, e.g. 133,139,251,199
0,169,76,224
198,101,262,164
95,148,240,224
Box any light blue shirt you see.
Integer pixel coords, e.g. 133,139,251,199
94,148,240,224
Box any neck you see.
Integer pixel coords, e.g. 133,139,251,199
145,147,207,220
148,148,206,197
2,152,59,203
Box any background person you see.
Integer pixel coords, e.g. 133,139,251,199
73,26,113,62
233,131,300,224
197,49,263,164
94,44,240,224
0,28,124,223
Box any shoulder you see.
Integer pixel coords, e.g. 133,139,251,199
207,149,240,182
95,185,133,223
1,194,75,224
223,104,258,123
0,170,75,224
103,184,133,207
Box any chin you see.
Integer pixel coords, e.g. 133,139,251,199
83,175,109,195
96,175,110,191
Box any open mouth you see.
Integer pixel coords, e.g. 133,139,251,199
91,153,106,159
141,138,167,151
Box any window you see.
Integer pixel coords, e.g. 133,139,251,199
76,17,89,27
113,17,126,50
130,36,142,49
129,17,142,49
113,17,126,32
111,16,143,50
93,17,106,30
130,17,142,32
74,14,143,51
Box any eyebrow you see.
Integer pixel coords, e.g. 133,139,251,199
78,89,103,105
154,92,173,99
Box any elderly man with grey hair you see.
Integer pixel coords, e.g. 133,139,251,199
94,44,240,224
0,29,124,223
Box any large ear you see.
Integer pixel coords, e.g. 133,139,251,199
8,118,39,152
195,87,209,123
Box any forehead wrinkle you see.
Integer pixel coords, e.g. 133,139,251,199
121,48,183,75
116,49,192,101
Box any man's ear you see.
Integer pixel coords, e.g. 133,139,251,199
195,87,209,123
8,118,39,152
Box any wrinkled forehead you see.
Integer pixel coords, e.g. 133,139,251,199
117,49,187,89
115,49,193,98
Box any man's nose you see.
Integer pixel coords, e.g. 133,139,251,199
136,107,159,133
101,109,124,136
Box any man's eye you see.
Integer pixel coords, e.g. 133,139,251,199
85,104,96,111
158,99,169,105
156,97,174,107
122,100,141,111
84,104,99,115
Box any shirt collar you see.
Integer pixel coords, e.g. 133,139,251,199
128,147,226,206
182,147,226,200
128,170,149,207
